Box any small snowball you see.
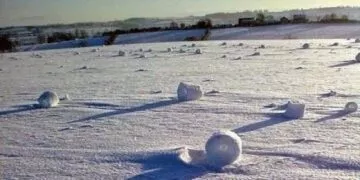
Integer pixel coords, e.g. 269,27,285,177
37,91,60,108
302,43,310,49
118,50,126,56
205,130,242,169
345,102,358,113
195,49,202,54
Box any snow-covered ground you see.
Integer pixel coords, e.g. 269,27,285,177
19,24,360,52
1,39,360,179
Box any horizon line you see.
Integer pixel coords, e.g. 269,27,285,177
1,5,359,29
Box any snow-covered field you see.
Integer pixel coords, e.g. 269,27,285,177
19,24,360,52
1,39,360,179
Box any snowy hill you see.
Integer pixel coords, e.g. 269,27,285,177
1,39,360,179
19,24,360,52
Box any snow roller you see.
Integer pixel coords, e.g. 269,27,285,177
37,91,60,108
177,82,202,101
205,130,242,169
344,102,358,113
284,101,306,119
178,130,243,170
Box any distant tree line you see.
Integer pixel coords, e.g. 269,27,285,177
44,29,89,44
1,11,357,51
319,13,350,23
102,19,214,36
0,34,16,52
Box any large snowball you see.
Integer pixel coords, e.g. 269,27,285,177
345,102,358,113
177,82,202,101
37,91,60,108
284,101,305,119
205,130,242,169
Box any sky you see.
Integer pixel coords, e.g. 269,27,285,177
1,0,360,27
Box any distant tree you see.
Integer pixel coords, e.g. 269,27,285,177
265,15,274,21
201,28,211,40
341,15,349,22
80,30,89,39
330,13,337,21
47,32,76,43
37,34,47,44
0,35,16,53
180,23,186,29
316,16,322,22
170,21,179,29
322,14,331,22
320,13,348,23
256,13,265,23
75,29,81,38
104,32,118,45
196,19,213,29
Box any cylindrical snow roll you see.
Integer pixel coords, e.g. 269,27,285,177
345,102,358,113
177,82,202,101
37,91,60,108
205,130,242,169
284,101,305,119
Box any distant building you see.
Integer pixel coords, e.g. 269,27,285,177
0,27,39,46
238,17,256,26
280,17,290,24
292,14,308,23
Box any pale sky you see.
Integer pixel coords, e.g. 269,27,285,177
1,0,360,27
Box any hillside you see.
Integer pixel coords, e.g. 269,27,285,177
19,24,360,52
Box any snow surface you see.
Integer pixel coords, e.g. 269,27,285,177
1,39,360,179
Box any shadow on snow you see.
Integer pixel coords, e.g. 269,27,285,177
69,98,181,123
